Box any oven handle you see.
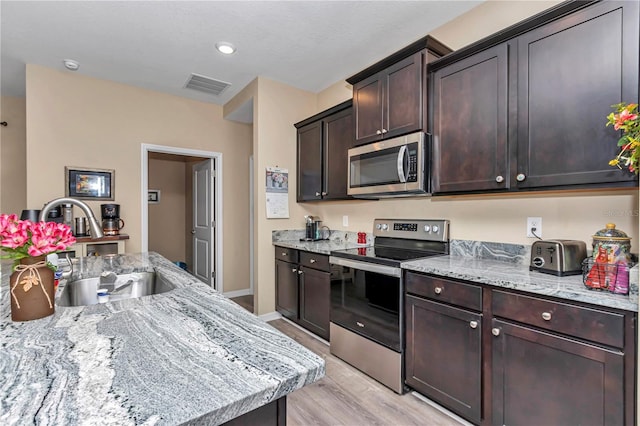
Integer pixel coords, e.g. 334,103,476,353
329,256,401,278
397,145,408,183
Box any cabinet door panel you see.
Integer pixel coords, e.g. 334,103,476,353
299,266,330,340
385,51,422,139
354,76,384,144
406,295,482,424
432,43,509,193
492,318,624,426
297,121,323,201
323,107,355,200
275,259,298,320
516,1,638,188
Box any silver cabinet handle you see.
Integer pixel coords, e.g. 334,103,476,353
310,259,316,263
434,287,443,294
376,130,382,135
356,321,365,328
470,321,478,329
381,128,388,134
492,328,501,336
516,173,526,182
495,175,504,183
298,270,303,275
321,192,327,196
315,192,321,196
291,268,297,273
282,252,287,256
541,312,552,321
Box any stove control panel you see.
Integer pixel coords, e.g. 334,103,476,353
373,219,449,242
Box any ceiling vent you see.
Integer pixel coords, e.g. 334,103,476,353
184,73,231,96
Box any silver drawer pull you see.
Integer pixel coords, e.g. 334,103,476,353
282,252,287,256
298,270,303,275
492,328,500,336
469,321,478,329
291,268,297,273
356,321,365,328
516,173,526,182
376,130,382,135
434,287,443,295
495,175,504,183
541,312,552,321
310,259,316,263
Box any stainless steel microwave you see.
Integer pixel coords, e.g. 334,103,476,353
347,132,429,198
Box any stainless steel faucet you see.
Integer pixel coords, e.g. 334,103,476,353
39,197,104,238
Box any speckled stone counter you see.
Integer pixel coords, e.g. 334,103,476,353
272,229,369,254
403,255,638,312
0,252,324,425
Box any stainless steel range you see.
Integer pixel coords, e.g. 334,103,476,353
329,219,450,394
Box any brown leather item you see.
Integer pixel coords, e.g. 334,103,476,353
10,256,55,322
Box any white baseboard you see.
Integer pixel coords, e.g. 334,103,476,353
223,289,253,298
258,311,282,322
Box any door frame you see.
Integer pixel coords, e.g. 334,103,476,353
141,144,223,292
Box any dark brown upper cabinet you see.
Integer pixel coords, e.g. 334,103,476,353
347,36,451,145
430,0,639,195
295,100,355,202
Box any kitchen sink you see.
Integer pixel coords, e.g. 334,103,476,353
57,271,175,307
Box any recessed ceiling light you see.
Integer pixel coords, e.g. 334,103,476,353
63,59,80,71
215,42,236,55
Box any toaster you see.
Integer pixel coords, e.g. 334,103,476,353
530,240,587,276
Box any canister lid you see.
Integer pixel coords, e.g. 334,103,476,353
593,223,631,241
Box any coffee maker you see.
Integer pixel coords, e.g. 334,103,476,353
303,215,322,241
101,204,124,236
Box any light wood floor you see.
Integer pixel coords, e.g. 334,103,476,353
268,319,466,426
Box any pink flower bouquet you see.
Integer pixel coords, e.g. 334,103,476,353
0,214,76,267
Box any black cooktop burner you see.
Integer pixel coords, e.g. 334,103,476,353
330,245,445,267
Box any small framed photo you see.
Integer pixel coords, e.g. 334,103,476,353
148,189,161,204
65,167,114,200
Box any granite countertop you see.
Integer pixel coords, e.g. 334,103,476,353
273,232,638,312
403,255,638,312
0,252,324,425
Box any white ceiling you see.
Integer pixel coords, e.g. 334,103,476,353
1,1,482,111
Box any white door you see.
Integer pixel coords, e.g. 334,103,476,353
192,159,215,287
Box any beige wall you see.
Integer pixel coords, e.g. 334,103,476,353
242,77,316,315
25,64,252,294
430,0,564,50
0,96,27,215
148,158,187,263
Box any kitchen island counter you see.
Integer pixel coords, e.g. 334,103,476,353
403,254,638,312
0,252,324,425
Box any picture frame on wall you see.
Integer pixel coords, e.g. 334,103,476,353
148,189,161,204
65,166,115,200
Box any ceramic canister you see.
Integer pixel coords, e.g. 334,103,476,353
592,223,631,263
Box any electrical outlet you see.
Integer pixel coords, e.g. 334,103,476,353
527,217,542,238
342,215,349,227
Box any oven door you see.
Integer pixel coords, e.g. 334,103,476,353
330,257,402,352
347,132,425,197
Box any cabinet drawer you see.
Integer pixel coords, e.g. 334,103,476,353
299,251,330,272
275,247,298,263
405,272,482,311
492,290,625,348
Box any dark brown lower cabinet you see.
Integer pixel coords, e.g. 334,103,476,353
275,247,330,340
275,259,298,321
405,294,482,424
491,318,624,426
299,266,330,339
404,272,636,426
